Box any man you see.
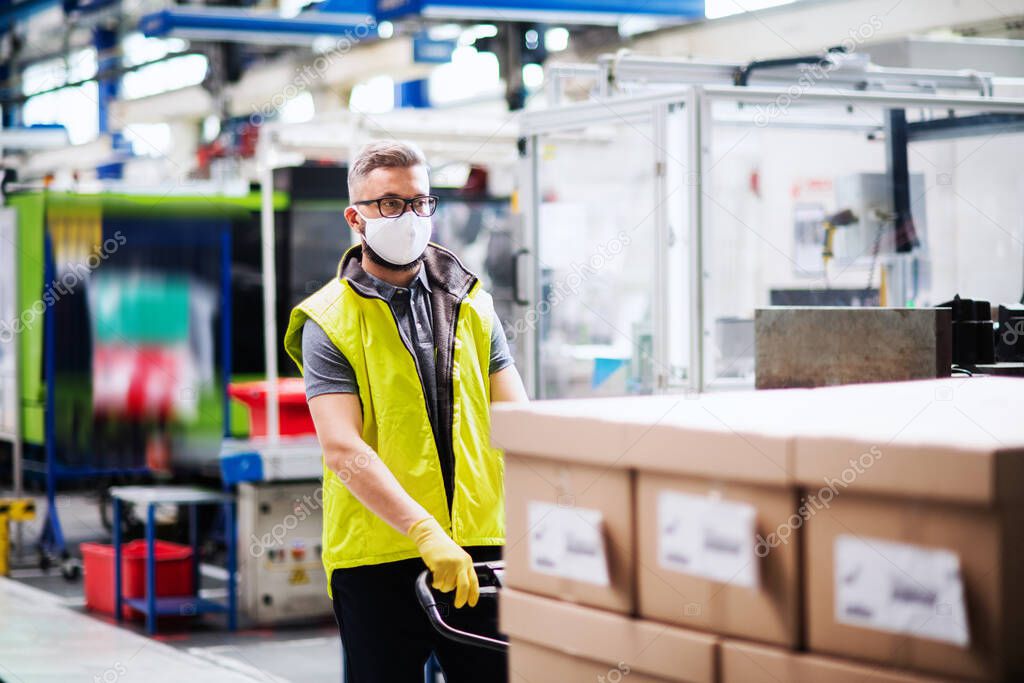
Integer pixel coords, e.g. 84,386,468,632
284,140,528,682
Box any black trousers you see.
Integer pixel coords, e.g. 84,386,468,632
331,547,507,683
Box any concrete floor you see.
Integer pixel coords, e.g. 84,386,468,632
1,491,342,683
0,577,264,683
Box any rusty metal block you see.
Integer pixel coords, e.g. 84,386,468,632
755,307,952,389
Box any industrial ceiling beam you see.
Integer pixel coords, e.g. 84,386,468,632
0,0,59,28
628,0,1024,61
139,6,375,46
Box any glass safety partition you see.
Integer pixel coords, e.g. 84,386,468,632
519,92,695,399
521,84,1024,398
697,87,1024,390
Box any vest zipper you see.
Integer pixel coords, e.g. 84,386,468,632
383,280,476,534
445,279,476,536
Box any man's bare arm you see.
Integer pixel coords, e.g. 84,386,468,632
307,392,429,535
309,391,481,605
490,365,529,403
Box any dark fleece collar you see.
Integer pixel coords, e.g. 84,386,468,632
338,243,476,299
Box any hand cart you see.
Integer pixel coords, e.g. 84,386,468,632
415,561,509,681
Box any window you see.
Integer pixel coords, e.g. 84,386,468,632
121,54,208,100
428,46,500,106
350,76,395,114
280,91,316,123
21,49,97,96
123,123,172,157
22,82,100,145
704,0,797,19
121,33,189,68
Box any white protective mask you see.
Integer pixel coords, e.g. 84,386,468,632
356,207,432,266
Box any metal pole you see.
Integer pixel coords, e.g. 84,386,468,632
226,499,237,631
700,85,1024,112
687,87,707,394
522,136,539,398
502,24,526,111
11,367,20,504
260,164,280,442
10,210,23,558
651,103,670,393
93,27,123,181
113,496,123,623
220,228,233,439
189,503,198,602
885,108,918,257
42,233,64,556
146,503,156,635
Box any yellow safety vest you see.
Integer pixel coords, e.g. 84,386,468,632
283,243,504,586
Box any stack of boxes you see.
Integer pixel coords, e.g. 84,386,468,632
491,377,1024,682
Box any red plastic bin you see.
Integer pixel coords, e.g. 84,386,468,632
81,540,195,619
228,377,315,437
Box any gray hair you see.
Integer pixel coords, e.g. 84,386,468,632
347,140,427,199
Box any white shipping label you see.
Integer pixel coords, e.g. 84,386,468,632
527,502,610,586
657,491,760,588
834,534,969,647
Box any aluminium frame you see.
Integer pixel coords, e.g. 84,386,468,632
518,84,1024,395
545,53,998,106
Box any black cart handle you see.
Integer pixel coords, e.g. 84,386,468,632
415,561,509,653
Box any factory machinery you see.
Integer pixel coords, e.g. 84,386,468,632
2,41,1022,621
518,48,1024,397
0,126,517,621
219,57,1024,618
0,99,522,619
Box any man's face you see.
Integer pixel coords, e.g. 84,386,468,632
345,164,431,231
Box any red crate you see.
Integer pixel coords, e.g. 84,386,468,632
81,540,195,619
228,378,315,437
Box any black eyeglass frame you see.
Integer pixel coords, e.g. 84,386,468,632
353,194,439,218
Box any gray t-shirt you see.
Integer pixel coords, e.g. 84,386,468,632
301,268,514,408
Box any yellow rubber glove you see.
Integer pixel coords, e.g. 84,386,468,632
407,517,479,608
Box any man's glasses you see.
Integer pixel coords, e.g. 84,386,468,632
354,195,439,218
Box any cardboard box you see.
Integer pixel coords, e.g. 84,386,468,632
510,641,669,683
503,452,634,613
493,393,801,619
636,473,801,647
501,588,718,683
494,379,1024,679
622,394,800,646
795,378,1024,681
492,394,797,481
720,639,960,683
493,398,658,614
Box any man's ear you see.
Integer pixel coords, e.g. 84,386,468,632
344,206,363,233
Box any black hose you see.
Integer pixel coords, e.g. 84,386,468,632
733,51,841,87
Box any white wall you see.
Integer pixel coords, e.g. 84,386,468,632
913,132,1024,305
703,120,888,320
701,109,1024,322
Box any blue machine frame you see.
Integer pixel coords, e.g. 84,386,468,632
139,6,376,45
111,492,237,635
376,0,704,23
